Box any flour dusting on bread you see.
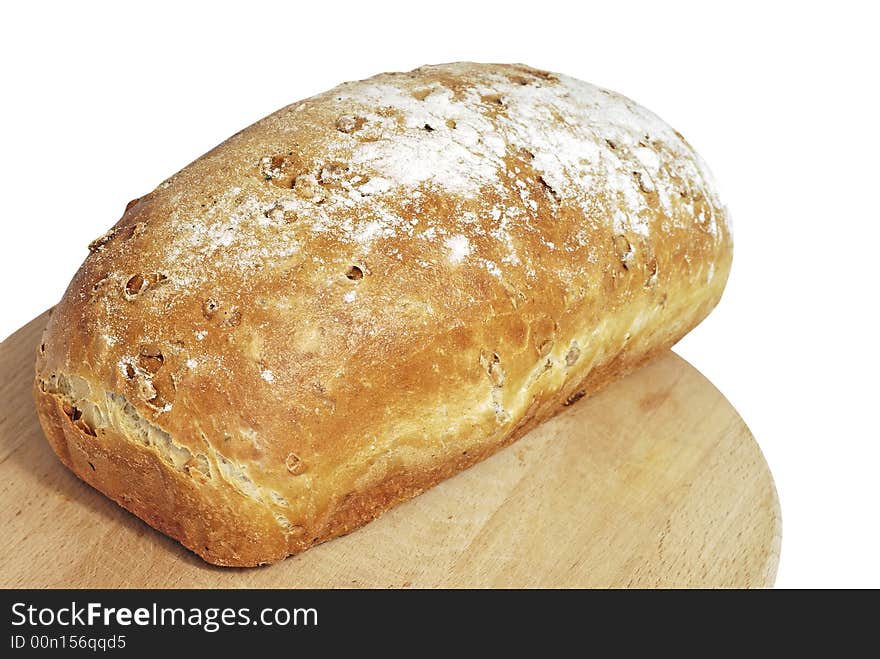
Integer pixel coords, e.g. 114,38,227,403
124,62,726,299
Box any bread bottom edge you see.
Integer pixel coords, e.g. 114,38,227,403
33,337,675,569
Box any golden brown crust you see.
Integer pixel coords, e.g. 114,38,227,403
34,62,732,566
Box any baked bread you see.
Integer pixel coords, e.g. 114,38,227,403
34,62,732,566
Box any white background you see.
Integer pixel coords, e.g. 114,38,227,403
2,1,877,587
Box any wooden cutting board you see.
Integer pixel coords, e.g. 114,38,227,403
0,311,780,588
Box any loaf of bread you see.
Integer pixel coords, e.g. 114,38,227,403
34,63,731,566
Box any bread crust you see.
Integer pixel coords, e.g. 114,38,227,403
34,63,732,566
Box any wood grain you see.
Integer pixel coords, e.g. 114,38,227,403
0,311,780,588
